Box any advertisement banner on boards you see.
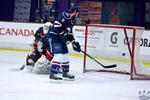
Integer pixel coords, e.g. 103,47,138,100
0,22,43,44
73,26,150,56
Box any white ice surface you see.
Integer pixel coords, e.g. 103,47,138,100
0,50,150,100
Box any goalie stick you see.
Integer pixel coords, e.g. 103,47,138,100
10,64,25,71
19,64,25,70
81,50,117,68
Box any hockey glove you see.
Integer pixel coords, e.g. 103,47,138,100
72,41,81,52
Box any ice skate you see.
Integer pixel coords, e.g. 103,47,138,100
49,72,62,82
62,72,75,81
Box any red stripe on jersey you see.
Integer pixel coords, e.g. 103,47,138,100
52,62,61,66
54,23,60,25
62,62,69,66
54,21,62,27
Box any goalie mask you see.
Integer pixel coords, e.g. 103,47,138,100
43,22,52,34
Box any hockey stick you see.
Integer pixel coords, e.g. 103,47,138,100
10,64,25,71
81,50,117,68
19,64,25,70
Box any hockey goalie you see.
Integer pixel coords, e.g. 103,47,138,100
25,22,53,74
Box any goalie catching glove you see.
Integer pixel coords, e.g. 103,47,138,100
72,41,81,52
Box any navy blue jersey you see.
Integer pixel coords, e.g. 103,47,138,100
46,12,76,54
50,12,71,34
48,12,75,42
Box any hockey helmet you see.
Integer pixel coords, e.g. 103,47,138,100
43,22,52,34
69,6,79,13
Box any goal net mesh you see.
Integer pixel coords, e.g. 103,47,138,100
83,24,150,80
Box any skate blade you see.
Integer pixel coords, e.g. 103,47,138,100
49,79,62,83
63,77,75,81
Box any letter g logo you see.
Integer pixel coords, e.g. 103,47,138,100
111,32,118,44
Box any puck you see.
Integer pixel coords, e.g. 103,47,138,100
122,53,126,56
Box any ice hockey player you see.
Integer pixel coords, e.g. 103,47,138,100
46,6,81,81
25,22,53,74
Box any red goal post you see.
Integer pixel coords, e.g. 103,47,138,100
83,24,150,80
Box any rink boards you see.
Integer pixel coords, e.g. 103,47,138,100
0,21,150,67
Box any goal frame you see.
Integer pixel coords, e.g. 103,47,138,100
83,24,150,80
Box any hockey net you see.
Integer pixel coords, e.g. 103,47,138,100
83,24,150,80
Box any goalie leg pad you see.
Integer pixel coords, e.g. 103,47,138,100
32,63,50,74
26,51,39,66
32,55,50,74
26,65,33,72
29,51,39,63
